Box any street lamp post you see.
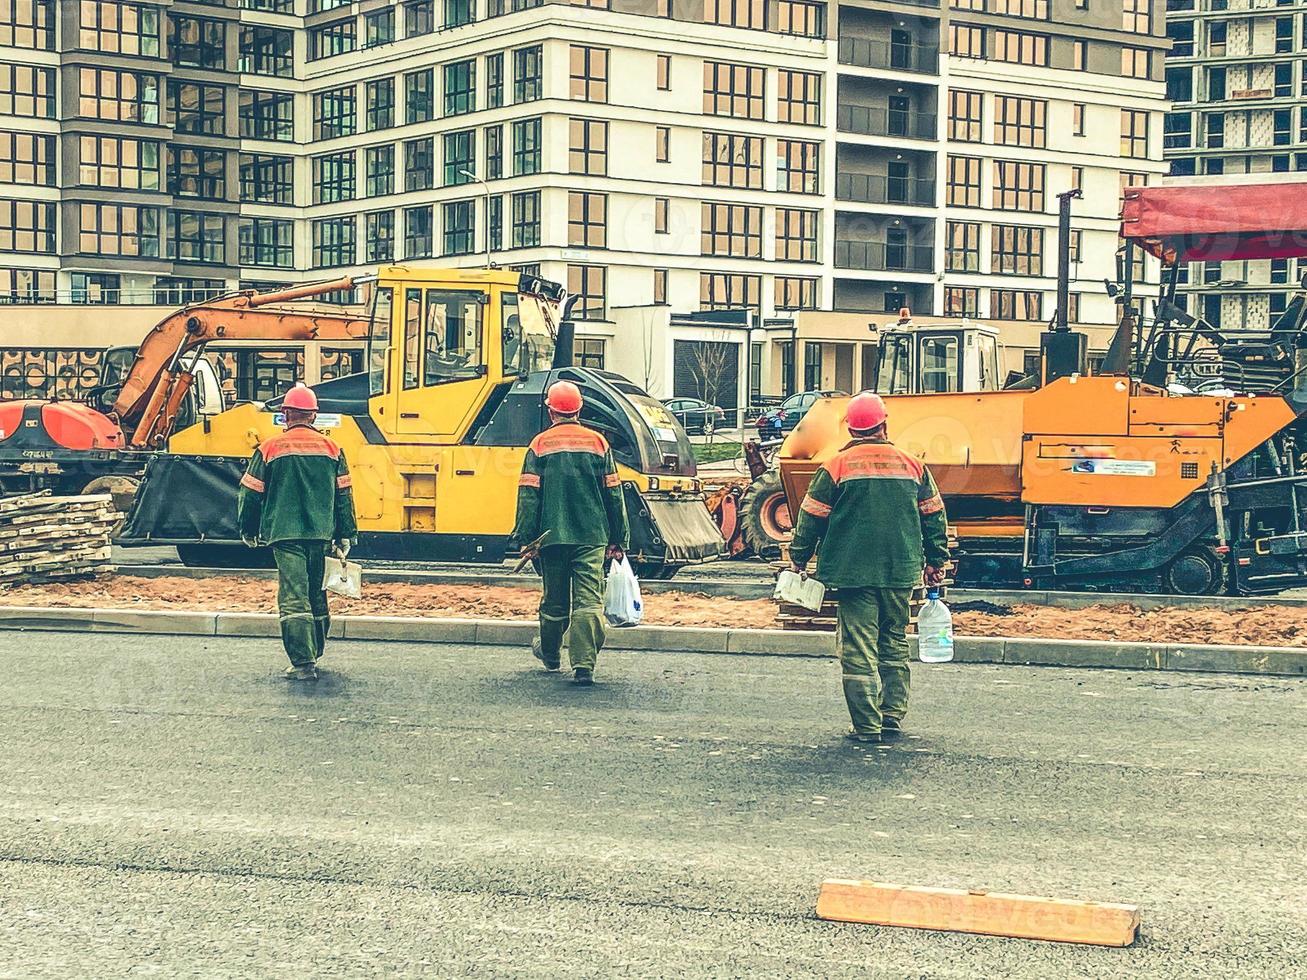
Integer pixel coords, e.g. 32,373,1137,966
459,168,492,270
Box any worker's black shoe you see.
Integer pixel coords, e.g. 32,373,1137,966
283,665,318,682
532,637,561,672
844,730,881,744
881,718,903,739
572,668,594,686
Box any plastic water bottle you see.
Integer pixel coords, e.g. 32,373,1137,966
917,589,954,663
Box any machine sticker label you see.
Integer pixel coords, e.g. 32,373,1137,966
272,412,342,430
1071,459,1156,477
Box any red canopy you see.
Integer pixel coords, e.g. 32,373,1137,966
1120,182,1307,263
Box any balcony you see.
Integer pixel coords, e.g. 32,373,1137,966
838,37,939,75
835,172,935,207
834,240,934,274
837,104,937,141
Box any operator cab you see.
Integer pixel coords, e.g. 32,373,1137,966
872,316,1003,395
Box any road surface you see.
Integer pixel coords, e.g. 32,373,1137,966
1,632,1303,977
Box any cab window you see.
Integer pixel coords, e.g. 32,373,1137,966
367,286,393,397
423,289,484,385
501,292,524,376
977,333,998,391
875,334,912,394
402,289,421,390
919,334,960,393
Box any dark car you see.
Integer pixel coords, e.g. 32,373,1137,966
755,389,847,440
663,397,727,435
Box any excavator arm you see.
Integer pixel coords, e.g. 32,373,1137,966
112,276,373,449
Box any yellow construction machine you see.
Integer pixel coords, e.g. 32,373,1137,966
119,266,724,577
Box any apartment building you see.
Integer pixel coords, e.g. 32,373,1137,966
0,0,1166,399
1163,0,1307,329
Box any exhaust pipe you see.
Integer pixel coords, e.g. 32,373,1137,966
552,296,579,369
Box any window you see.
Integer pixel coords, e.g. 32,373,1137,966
946,156,982,207
568,265,607,319
653,269,668,306
0,268,55,303
994,160,1045,211
310,19,356,61
314,87,356,140
1073,103,1086,137
0,64,55,118
444,60,476,116
487,53,504,109
700,272,761,312
776,276,818,310
1206,112,1224,149
568,192,607,248
313,216,356,268
514,46,542,103
570,119,608,176
994,95,1047,148
406,70,433,124
168,81,223,135
570,46,609,103
1,0,53,49
1122,47,1149,79
777,139,820,193
1122,0,1150,33
313,151,355,203
81,2,160,56
993,30,1048,66
0,200,55,253
656,125,671,163
657,54,672,90
240,91,293,141
654,197,670,234
80,68,160,125
1208,21,1227,57
168,147,226,199
366,210,395,263
704,62,765,119
775,0,825,37
445,0,475,28
1072,39,1087,70
1274,62,1293,99
1273,108,1292,146
367,78,395,131
992,225,1043,275
170,14,225,69
992,0,1048,16
78,203,158,257
573,337,606,370
169,211,225,264
1071,165,1084,190
1068,228,1082,262
776,208,818,262
365,7,395,47
442,130,475,186
777,69,821,126
1167,67,1193,104
992,289,1042,320
404,206,433,258
702,133,762,189
70,272,121,305
79,136,160,190
701,203,763,257
485,126,503,180
0,133,52,186
1121,109,1149,159
240,26,293,76
239,217,293,267
1274,16,1293,53
949,24,984,59
405,138,434,191
443,200,475,256
948,90,983,142
513,118,542,175
365,145,395,197
944,286,979,318
945,221,980,272
704,0,765,29
511,191,540,247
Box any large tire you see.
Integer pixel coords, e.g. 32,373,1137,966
176,543,275,569
739,470,793,559
1163,547,1227,596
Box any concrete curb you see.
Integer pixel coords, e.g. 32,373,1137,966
0,606,1303,677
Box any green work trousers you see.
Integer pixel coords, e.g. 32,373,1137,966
538,544,607,671
272,540,330,668
836,586,913,735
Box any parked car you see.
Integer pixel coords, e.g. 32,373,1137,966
754,390,848,440
663,397,727,435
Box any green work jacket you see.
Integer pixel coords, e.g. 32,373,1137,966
513,421,630,550
237,424,358,544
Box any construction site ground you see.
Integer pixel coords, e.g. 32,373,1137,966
4,573,1307,648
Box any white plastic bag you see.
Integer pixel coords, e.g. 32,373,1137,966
773,569,826,612
322,555,362,599
603,556,643,627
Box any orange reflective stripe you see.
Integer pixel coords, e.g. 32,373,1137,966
529,422,608,457
801,496,832,518
262,430,342,462
336,474,353,489
604,473,620,488
240,472,265,493
519,473,541,488
918,493,944,515
826,442,925,484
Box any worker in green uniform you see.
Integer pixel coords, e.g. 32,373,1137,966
237,383,358,681
789,392,950,743
513,380,629,686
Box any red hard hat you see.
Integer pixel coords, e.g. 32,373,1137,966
283,383,318,412
545,381,583,414
846,392,887,431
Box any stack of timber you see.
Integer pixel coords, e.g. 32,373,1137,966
773,527,959,633
0,490,120,584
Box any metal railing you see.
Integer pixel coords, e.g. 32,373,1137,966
838,37,939,74
834,240,934,273
836,104,937,140
835,172,935,207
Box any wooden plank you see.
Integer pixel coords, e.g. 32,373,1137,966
816,880,1140,947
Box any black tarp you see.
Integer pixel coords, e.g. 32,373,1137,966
120,454,247,544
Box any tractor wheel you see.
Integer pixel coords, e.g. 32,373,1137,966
739,470,793,559
80,475,140,537
1163,547,1227,596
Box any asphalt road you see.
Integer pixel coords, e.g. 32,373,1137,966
1,633,1303,978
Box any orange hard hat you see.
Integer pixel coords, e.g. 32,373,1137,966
283,383,319,412
545,381,583,414
847,392,887,431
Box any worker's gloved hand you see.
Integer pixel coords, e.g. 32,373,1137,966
332,538,352,559
241,535,258,549
924,564,945,587
606,544,625,562
790,562,807,578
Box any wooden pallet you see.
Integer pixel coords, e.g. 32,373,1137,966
0,492,120,585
